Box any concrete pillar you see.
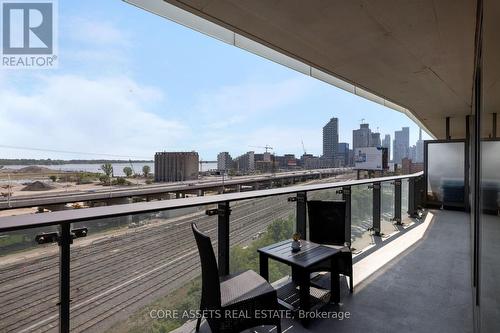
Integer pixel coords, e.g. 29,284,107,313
197,189,204,196
176,192,181,199
253,182,259,190
236,184,241,192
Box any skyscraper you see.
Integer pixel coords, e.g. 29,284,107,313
337,142,350,167
415,128,424,163
370,132,381,147
382,134,391,161
322,117,339,161
353,123,372,148
393,127,410,164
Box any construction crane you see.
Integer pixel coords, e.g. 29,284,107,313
249,145,273,153
249,145,276,175
301,140,307,155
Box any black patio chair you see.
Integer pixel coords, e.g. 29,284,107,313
307,200,354,294
192,223,282,333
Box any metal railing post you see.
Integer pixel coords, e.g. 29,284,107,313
59,223,71,333
394,180,402,225
296,191,307,238
217,201,231,277
408,177,418,217
372,182,382,236
342,186,352,246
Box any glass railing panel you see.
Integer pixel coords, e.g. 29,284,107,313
381,181,396,236
0,226,59,332
229,195,296,283
351,184,373,253
69,205,217,333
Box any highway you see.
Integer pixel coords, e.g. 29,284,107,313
0,168,349,210
0,173,355,333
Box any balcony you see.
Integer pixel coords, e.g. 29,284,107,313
0,170,474,333
171,208,471,333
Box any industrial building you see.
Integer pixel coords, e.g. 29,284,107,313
154,152,199,182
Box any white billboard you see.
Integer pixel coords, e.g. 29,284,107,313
354,147,384,170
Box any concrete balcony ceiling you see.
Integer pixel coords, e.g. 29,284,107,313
126,0,478,139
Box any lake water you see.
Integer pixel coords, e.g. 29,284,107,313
2,162,217,176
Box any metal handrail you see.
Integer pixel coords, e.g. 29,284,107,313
0,172,422,232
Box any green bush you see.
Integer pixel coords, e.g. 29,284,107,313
77,177,93,185
99,175,110,185
113,177,130,186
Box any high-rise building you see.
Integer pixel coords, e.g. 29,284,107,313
353,123,372,148
382,134,391,161
415,128,424,163
217,152,232,171
322,118,339,162
393,127,410,164
337,142,350,167
370,132,381,147
154,152,199,182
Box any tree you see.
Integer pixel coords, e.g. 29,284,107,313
142,165,151,178
123,166,133,177
49,175,57,182
101,163,113,177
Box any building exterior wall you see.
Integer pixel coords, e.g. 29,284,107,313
217,152,232,171
393,127,410,164
353,123,372,149
337,142,350,167
323,118,339,160
382,134,391,161
234,151,255,172
154,152,199,182
370,132,381,147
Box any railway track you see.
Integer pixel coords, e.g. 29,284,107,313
1,174,355,332
0,196,293,332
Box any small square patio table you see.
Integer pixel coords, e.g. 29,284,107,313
258,239,341,312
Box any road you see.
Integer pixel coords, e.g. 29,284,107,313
0,174,355,333
0,168,350,210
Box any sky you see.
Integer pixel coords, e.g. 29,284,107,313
0,0,431,161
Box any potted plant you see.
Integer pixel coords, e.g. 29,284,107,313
291,232,302,252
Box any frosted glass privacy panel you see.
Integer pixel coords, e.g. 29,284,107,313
426,141,465,209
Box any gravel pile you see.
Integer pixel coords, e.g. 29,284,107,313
21,181,55,191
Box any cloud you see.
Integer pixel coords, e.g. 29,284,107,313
60,17,133,71
66,17,131,47
195,78,315,129
0,75,186,159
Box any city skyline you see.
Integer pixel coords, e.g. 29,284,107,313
0,0,431,162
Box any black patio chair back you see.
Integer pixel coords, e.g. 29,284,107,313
192,223,221,310
307,200,354,293
308,200,347,246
